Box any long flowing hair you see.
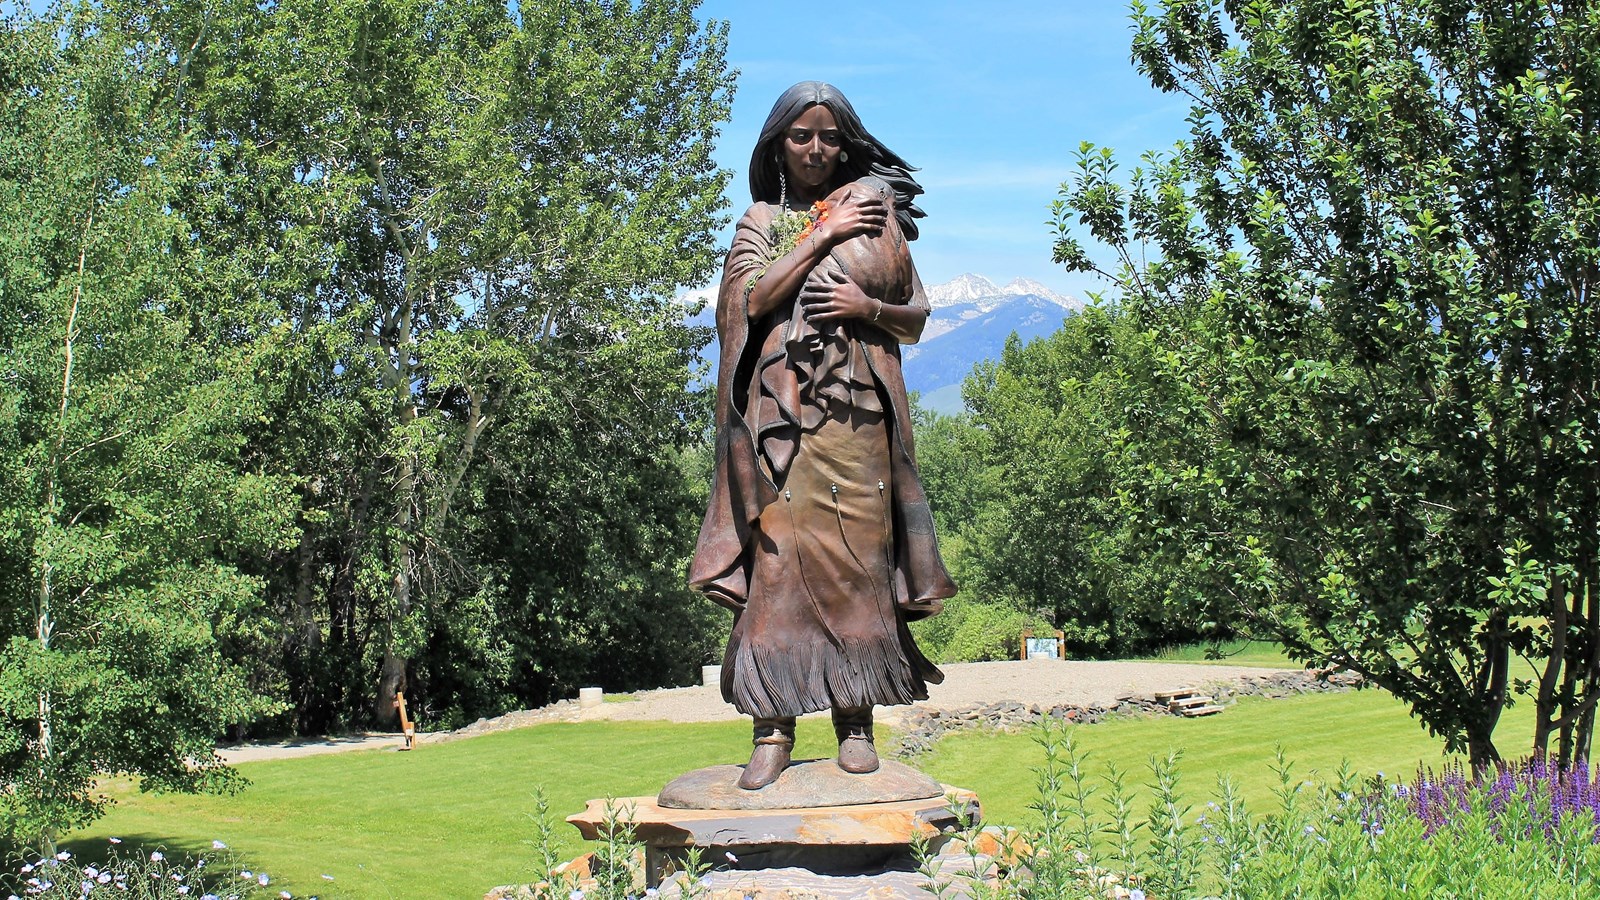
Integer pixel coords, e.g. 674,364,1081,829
748,81,927,241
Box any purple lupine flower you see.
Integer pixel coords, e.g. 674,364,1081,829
1399,758,1600,843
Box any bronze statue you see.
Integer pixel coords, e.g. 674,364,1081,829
689,81,957,790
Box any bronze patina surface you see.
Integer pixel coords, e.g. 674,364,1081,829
688,80,956,789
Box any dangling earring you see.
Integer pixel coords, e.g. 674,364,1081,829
778,169,787,210
839,150,849,162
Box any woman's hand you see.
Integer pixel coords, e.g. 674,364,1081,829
813,189,887,247
799,269,878,324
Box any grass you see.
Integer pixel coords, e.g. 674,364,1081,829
919,687,1532,828
1133,638,1299,668
58,688,1539,899
63,721,842,900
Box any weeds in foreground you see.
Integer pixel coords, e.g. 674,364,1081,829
520,723,1600,898
915,794,1015,900
922,716,1600,898
520,789,718,900
4,840,285,899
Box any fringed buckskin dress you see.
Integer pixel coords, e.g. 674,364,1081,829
688,175,957,720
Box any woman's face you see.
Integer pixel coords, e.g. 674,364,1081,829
780,104,843,202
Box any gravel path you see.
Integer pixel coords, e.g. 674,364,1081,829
582,659,1292,728
217,659,1296,762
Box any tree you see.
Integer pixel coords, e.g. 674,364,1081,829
117,0,734,728
0,4,296,850
1053,0,1600,766
1,0,735,849
913,310,1209,659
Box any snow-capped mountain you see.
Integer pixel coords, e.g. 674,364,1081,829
1000,277,1075,309
926,274,1077,313
926,273,1002,308
905,274,1082,414
681,273,1082,415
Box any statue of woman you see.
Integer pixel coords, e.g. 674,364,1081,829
689,81,957,790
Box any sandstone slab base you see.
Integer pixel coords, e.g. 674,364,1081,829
658,758,944,810
567,786,977,848
567,784,980,888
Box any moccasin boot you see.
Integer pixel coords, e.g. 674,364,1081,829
833,705,879,774
738,716,795,790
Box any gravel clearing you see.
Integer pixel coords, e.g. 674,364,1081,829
579,659,1296,728
218,659,1300,762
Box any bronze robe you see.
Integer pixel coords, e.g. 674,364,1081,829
688,176,957,719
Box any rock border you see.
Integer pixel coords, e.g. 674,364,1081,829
431,668,1366,751
890,669,1364,759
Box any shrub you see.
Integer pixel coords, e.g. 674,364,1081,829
911,594,1054,664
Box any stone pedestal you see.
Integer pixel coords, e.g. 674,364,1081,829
658,758,946,810
566,759,980,889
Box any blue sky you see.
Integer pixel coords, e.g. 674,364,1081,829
695,1,1195,301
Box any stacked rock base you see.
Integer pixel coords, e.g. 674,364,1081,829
562,759,983,899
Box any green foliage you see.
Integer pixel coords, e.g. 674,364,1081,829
910,590,1052,663
1,0,736,849
8,0,734,734
1051,0,1600,766
0,4,296,850
947,723,1600,898
914,307,1213,659
115,0,736,730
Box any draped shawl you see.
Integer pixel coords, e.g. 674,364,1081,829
688,176,957,620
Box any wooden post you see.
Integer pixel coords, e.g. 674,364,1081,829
394,691,415,750
1019,628,1032,660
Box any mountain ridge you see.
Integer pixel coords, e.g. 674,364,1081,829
682,274,1081,415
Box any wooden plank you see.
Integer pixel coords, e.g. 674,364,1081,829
394,692,415,750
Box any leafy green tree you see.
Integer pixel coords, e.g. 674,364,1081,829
124,0,735,728
0,5,297,850
1053,0,1600,766
914,310,1208,659
1,0,734,850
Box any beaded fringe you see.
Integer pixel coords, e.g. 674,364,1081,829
722,619,941,719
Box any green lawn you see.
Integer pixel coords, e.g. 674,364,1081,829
1133,638,1299,668
61,689,1538,899
920,687,1533,827
65,721,841,899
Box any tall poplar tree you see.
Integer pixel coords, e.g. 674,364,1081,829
125,0,734,728
0,4,297,850
2,0,734,847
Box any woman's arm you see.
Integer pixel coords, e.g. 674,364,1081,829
798,268,927,344
745,193,887,320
